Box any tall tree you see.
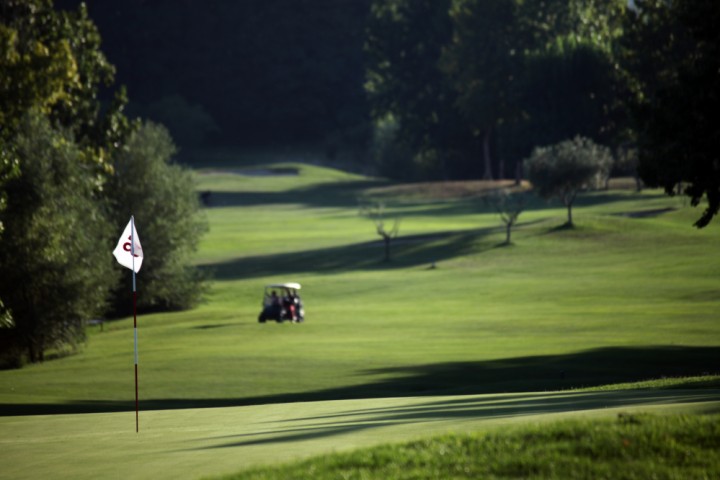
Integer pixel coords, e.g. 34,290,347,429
0,0,133,173
444,0,627,180
623,0,720,227
0,0,208,366
0,112,117,363
0,0,133,364
365,0,469,179
444,0,523,180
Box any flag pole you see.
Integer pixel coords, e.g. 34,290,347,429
131,215,139,433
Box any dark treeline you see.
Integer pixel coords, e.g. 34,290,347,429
56,0,625,176
55,1,719,226
56,0,372,148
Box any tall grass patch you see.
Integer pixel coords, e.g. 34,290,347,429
219,413,720,480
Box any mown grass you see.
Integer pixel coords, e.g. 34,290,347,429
1,163,718,414
220,413,720,480
1,384,717,480
1,158,719,479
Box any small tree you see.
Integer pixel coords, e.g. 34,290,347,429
359,201,400,262
525,136,612,227
486,189,525,245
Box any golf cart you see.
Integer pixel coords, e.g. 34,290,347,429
258,282,305,323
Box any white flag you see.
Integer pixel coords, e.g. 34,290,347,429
113,218,143,273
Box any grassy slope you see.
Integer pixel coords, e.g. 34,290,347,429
1,161,719,479
221,412,720,480
1,164,717,412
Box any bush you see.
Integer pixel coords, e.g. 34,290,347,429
105,122,208,314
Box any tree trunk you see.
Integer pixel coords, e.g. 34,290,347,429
383,236,391,262
506,222,512,244
482,129,493,180
567,203,573,226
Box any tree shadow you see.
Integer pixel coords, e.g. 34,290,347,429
2,345,717,416
197,388,719,450
201,179,666,219
203,179,387,209
548,222,575,233
198,226,500,280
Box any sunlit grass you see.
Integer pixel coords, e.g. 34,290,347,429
1,160,719,480
219,413,720,480
1,165,718,412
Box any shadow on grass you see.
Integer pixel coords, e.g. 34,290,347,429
198,226,502,280
202,178,667,219
199,389,720,449
2,345,717,416
204,179,387,209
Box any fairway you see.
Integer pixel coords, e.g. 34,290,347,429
1,387,718,480
1,160,719,479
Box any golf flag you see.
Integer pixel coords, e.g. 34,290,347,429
113,218,143,273
114,216,143,432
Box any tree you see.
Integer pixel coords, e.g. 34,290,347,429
365,0,470,179
0,0,138,365
525,136,612,227
0,0,133,172
360,201,400,262
486,189,525,245
0,112,117,363
443,0,628,182
622,0,720,228
444,0,523,180
105,122,208,313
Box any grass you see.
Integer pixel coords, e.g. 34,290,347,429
1,387,717,480
1,164,718,412
221,413,720,480
1,157,719,479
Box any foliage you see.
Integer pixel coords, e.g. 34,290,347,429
131,94,219,148
0,1,210,364
369,114,415,180
525,136,612,226
444,0,524,180
105,122,209,313
0,112,117,363
0,140,20,236
0,0,79,134
367,0,627,181
365,0,470,179
622,0,720,228
0,0,134,175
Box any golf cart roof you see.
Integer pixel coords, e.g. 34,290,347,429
265,282,301,290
